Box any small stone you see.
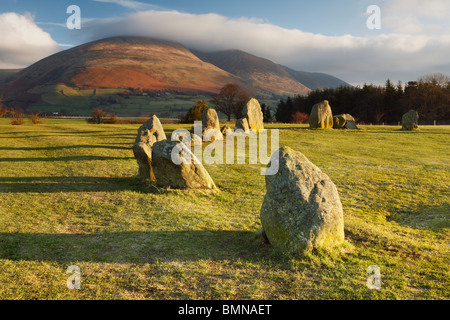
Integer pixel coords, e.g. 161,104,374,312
235,118,250,133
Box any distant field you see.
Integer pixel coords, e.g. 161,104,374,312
24,85,279,118
0,119,448,300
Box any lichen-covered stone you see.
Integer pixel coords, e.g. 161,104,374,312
242,98,264,132
151,139,216,190
401,110,419,131
132,115,166,180
309,100,333,129
260,146,345,254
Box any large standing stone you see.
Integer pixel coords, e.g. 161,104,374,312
260,146,345,254
309,100,333,129
133,115,167,180
333,114,357,129
242,98,264,132
401,110,419,130
151,140,216,190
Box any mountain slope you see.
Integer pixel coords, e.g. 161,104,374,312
194,49,311,96
1,36,352,110
0,69,22,84
1,37,243,105
281,66,351,90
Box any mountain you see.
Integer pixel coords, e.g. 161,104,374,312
1,37,244,107
193,49,311,96
1,36,351,109
0,69,22,84
281,66,351,90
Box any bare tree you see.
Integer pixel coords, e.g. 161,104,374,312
211,84,249,121
418,73,450,87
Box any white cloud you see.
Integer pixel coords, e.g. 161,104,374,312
382,0,450,35
77,9,449,84
0,12,60,69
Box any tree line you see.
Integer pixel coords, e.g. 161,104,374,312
275,73,450,124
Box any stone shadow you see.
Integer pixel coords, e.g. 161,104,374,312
0,230,274,264
0,176,154,193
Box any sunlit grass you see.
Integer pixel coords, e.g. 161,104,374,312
0,119,448,299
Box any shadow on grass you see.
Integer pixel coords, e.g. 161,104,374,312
355,129,450,135
0,231,275,264
0,156,134,162
0,176,156,193
386,205,450,231
0,145,131,151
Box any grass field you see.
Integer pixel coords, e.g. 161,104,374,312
0,118,448,300
24,85,280,118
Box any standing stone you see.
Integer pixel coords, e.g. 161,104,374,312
201,108,223,141
235,118,250,133
333,114,357,129
133,115,166,180
401,110,419,130
309,100,333,129
151,140,216,190
202,108,221,130
260,146,345,254
242,98,264,132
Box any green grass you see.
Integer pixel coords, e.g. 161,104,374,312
0,119,448,300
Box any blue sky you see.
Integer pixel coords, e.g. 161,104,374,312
1,0,450,85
